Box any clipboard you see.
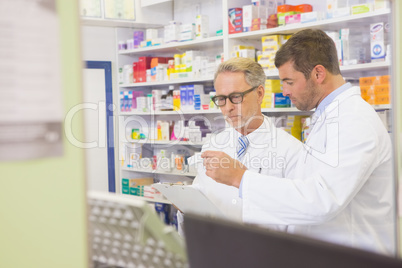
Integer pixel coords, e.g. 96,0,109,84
152,183,225,219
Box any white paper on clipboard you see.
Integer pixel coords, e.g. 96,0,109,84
152,183,225,219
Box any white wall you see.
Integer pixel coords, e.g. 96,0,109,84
81,26,117,62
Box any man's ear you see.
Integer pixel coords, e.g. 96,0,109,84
257,85,265,105
312,65,326,84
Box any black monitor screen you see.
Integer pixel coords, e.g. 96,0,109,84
184,213,402,268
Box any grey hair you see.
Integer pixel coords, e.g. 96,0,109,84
214,57,266,88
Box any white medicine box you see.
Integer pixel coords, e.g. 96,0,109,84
196,15,209,39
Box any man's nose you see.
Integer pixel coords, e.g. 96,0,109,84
282,86,290,97
221,99,235,112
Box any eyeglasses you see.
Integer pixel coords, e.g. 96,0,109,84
212,86,258,107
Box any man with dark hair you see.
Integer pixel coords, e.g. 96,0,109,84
202,29,395,255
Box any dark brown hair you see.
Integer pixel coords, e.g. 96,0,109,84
275,29,341,79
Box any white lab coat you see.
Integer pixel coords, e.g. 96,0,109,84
242,86,395,255
187,116,302,229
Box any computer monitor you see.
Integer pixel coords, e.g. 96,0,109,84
184,213,402,268
87,191,187,268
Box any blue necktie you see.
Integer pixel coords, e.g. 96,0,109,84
237,135,249,160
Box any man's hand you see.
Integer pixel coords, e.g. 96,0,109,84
201,150,247,188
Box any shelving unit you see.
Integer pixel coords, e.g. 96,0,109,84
227,9,390,39
124,195,172,205
81,17,163,28
119,36,224,55
119,77,214,87
113,0,392,198
124,140,204,146
122,167,197,177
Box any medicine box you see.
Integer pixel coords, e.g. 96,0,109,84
180,23,195,33
122,186,130,195
180,85,188,106
274,93,291,107
242,5,258,31
351,3,373,15
329,7,350,18
265,79,282,93
180,31,195,42
278,11,298,26
122,177,154,187
285,13,301,24
133,31,144,48
370,22,385,62
301,11,325,23
196,15,209,39
146,28,158,41
229,8,243,34
137,56,152,83
359,76,382,86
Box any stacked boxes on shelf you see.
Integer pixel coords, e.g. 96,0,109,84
243,4,268,32
223,1,391,36
124,145,202,175
121,51,221,83
120,84,219,113
196,15,209,39
164,21,181,43
229,0,281,34
262,79,281,108
125,118,212,144
121,177,154,196
283,115,308,141
277,4,312,26
180,23,196,42
117,14,218,51
360,75,390,105
230,45,256,61
258,34,291,74
228,7,243,34
155,202,179,228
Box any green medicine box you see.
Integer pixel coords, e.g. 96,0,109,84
122,186,130,195
122,178,130,187
129,186,144,196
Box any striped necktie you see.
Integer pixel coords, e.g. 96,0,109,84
237,135,249,160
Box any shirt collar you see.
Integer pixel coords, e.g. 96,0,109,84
315,82,352,117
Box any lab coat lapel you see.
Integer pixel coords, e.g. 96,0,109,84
302,86,361,164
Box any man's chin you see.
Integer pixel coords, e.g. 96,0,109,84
226,120,244,130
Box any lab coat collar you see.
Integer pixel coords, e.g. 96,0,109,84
314,86,361,125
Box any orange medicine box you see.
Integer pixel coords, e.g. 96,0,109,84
374,84,390,95
362,93,390,105
374,94,390,105
360,85,374,96
360,84,389,96
359,76,381,86
277,4,294,13
380,75,390,84
294,4,313,13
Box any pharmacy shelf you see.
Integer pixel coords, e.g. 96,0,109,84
340,61,390,72
265,62,391,78
373,104,391,110
228,9,390,40
119,36,224,55
119,77,214,88
120,108,306,115
122,167,197,177
124,140,204,146
122,194,172,205
119,104,389,117
119,109,221,115
80,17,163,28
